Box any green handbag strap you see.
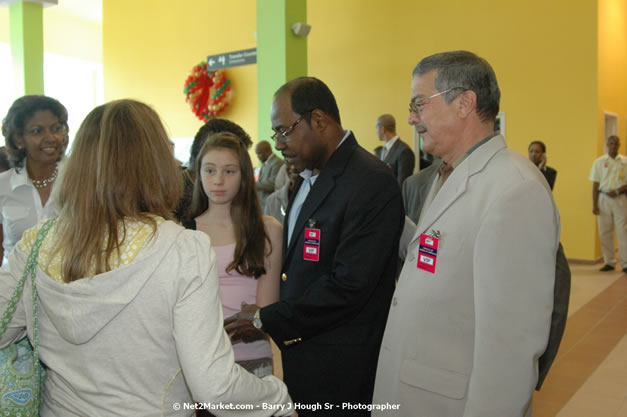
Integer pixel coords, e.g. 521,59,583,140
0,218,56,359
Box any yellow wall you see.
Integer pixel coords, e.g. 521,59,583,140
3,0,622,260
0,6,101,62
308,0,598,260
598,0,627,151
43,8,102,62
0,7,8,43
598,0,627,154
102,0,602,260
597,0,627,259
102,0,258,146
597,0,627,150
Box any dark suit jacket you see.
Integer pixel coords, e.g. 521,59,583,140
541,165,557,190
383,138,415,186
401,160,442,224
419,157,433,170
536,242,570,389
401,159,570,391
261,133,404,415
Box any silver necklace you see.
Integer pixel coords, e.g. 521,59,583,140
31,166,58,189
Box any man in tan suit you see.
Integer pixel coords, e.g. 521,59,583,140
373,51,560,417
255,140,284,207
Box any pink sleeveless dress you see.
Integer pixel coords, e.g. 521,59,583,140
213,243,272,362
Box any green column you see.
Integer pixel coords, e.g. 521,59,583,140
10,1,44,96
256,0,307,146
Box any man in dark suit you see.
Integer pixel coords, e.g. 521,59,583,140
226,77,404,415
402,159,442,223
377,114,415,186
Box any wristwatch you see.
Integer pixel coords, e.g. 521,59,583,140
253,309,263,329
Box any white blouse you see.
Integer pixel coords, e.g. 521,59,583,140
0,161,59,263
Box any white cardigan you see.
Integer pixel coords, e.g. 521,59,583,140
0,220,293,417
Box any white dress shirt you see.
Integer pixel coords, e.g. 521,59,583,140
589,153,627,192
0,161,59,263
380,136,399,160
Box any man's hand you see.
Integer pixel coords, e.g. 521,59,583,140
593,205,600,215
538,153,547,170
224,303,266,344
608,190,619,198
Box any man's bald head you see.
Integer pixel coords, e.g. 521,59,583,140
377,114,396,131
255,140,273,163
376,114,397,142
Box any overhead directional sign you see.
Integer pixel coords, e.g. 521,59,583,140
206,48,257,70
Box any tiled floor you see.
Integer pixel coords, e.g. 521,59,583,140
533,264,627,417
272,263,627,416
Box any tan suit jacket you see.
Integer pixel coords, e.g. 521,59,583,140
373,136,560,417
256,154,284,207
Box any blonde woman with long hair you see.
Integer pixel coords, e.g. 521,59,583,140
0,99,294,417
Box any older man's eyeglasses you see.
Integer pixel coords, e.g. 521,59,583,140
271,112,311,145
409,87,464,115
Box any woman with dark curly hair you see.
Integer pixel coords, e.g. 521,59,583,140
0,95,68,263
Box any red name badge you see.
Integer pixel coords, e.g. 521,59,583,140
417,233,439,273
303,228,321,262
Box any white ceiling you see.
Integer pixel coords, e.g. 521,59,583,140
52,0,102,24
0,0,101,24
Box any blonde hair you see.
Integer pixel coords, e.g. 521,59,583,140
51,99,183,282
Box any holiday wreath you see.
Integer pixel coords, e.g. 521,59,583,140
183,62,232,121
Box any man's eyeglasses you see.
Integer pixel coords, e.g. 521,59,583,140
409,87,464,115
271,112,311,145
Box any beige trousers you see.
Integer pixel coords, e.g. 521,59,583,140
598,193,627,268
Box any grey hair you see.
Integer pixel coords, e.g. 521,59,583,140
413,50,500,122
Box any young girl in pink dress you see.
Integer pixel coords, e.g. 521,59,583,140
186,132,282,377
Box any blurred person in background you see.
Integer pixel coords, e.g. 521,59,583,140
255,141,283,208
376,113,415,186
264,161,300,224
0,146,11,173
590,134,627,273
0,95,68,264
528,140,557,190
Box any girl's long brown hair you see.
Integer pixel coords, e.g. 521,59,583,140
51,99,183,282
188,132,270,278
